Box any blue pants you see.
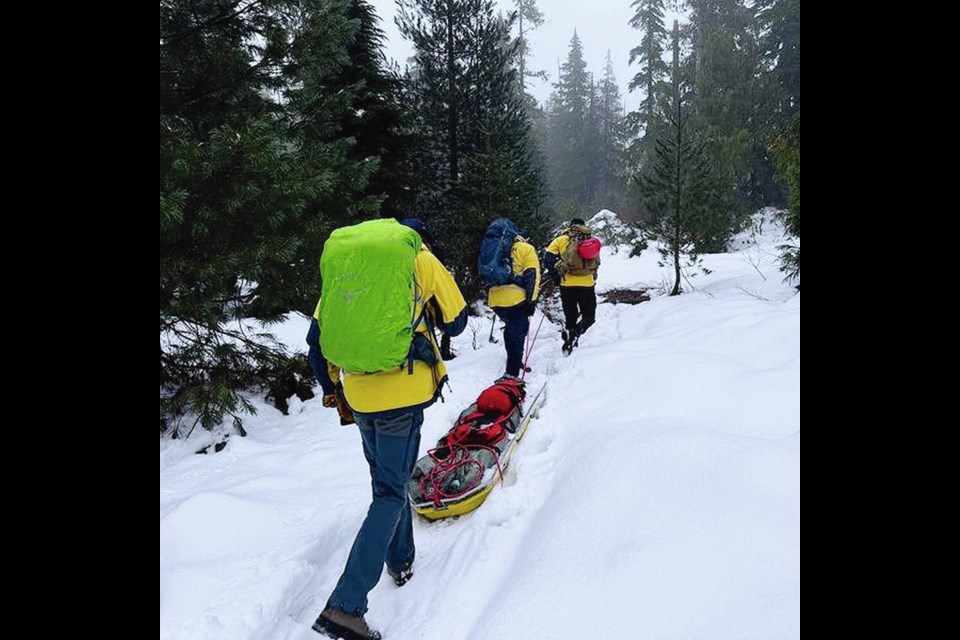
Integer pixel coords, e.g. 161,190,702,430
326,408,423,615
494,305,530,377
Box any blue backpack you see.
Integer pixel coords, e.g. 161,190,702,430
478,218,524,286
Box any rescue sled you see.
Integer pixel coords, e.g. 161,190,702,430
407,379,547,520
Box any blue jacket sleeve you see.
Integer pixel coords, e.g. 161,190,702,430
306,318,336,395
437,305,468,337
543,252,558,278
514,268,537,302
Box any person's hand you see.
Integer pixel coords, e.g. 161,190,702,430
525,300,536,317
334,384,355,425
322,394,337,408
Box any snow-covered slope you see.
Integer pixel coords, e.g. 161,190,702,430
587,208,639,245
160,212,800,640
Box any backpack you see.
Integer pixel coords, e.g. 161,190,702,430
318,219,422,373
478,218,524,287
560,224,600,276
437,379,526,452
476,379,525,416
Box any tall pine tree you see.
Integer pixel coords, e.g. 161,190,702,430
337,0,415,212
543,34,630,219
397,0,545,301
595,52,628,211
641,21,729,296
513,0,547,99
626,0,669,219
685,0,775,214
758,0,800,279
772,113,800,281
757,0,800,122
545,31,593,214
628,0,669,140
160,0,401,435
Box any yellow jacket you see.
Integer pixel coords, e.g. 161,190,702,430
545,234,596,287
344,249,466,414
487,241,541,308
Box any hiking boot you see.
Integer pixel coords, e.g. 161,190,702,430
312,607,381,640
497,373,522,383
561,330,573,356
388,565,413,587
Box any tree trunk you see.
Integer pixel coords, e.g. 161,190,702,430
671,226,681,296
446,4,459,182
519,13,525,87
670,19,682,297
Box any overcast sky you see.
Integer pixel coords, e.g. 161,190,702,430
369,0,686,113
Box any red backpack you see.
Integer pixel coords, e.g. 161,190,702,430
439,380,525,451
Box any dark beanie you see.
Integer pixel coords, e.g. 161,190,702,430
571,217,585,226
400,218,436,249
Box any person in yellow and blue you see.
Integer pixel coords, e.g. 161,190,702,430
485,220,541,381
310,218,468,640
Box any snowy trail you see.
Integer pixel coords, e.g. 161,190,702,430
161,213,800,640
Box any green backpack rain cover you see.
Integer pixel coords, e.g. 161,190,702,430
318,219,422,373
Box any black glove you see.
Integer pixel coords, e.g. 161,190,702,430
524,300,536,317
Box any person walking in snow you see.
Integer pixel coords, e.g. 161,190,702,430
543,217,601,355
311,218,468,640
305,219,454,425
482,219,541,381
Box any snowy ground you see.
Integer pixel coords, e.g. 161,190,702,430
160,211,800,640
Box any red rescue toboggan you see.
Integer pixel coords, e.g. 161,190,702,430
407,378,547,519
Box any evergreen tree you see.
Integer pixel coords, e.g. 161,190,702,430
628,0,669,139
513,0,548,99
771,113,800,281
397,0,472,187
397,0,546,301
686,0,775,213
543,35,631,219
160,0,397,435
757,0,800,122
338,0,416,212
641,21,729,296
595,52,628,211
545,31,594,213
625,0,669,219
757,0,799,280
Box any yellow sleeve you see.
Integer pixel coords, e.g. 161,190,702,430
416,250,466,324
546,235,566,256
516,242,541,301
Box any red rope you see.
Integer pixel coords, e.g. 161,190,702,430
418,443,505,508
